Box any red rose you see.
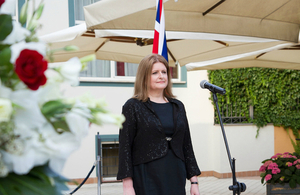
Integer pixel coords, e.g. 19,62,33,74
15,49,48,90
0,0,5,8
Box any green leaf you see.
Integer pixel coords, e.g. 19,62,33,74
296,176,300,185
209,67,300,148
0,165,69,195
286,168,294,176
277,160,283,166
0,47,15,86
289,179,297,189
0,47,12,66
0,14,13,41
41,100,72,117
41,100,73,133
51,120,71,133
295,169,300,176
273,174,281,181
289,166,296,172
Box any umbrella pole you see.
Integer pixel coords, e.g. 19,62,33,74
212,93,247,195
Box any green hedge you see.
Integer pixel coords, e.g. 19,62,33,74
208,68,300,149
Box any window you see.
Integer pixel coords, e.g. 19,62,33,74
74,0,101,24
79,60,180,82
80,60,111,78
80,61,138,78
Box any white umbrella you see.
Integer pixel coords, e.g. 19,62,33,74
84,0,300,43
186,42,300,71
40,23,293,67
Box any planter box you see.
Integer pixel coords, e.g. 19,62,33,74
267,183,300,195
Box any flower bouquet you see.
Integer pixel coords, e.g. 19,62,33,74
259,152,300,189
0,0,124,194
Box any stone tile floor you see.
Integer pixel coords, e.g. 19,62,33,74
65,176,266,195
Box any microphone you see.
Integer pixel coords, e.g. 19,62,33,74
200,80,226,95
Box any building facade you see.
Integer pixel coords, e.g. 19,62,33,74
17,0,283,183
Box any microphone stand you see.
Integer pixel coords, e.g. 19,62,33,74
212,92,246,195
96,132,102,195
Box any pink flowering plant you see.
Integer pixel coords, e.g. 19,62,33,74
259,152,300,188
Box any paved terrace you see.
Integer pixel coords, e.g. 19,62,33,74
65,176,266,195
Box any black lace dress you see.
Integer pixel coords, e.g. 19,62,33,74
132,101,187,195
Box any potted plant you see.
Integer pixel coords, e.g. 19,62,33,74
259,152,300,194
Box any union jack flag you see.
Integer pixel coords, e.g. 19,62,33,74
152,0,168,62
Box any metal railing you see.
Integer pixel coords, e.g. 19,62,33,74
214,104,253,124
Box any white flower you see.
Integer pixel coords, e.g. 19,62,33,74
1,124,49,174
0,83,12,99
2,21,30,45
2,121,79,175
45,68,63,83
75,93,108,109
0,158,9,177
37,77,63,106
0,0,125,187
65,112,90,140
71,100,93,119
10,89,47,130
94,112,125,128
0,98,13,122
3,139,23,155
38,123,82,173
10,41,47,64
0,0,15,15
56,57,83,86
65,100,91,139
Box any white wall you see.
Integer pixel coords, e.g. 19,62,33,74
179,70,274,175
37,1,275,179
38,0,70,36
177,70,215,172
62,86,133,178
60,70,275,179
212,125,274,173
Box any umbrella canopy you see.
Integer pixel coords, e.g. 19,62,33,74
186,42,300,71
40,23,293,67
84,0,300,43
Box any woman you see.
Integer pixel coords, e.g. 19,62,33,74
117,54,201,195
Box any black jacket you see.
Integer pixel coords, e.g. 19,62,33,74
117,98,201,180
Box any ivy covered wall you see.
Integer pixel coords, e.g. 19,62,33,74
208,68,300,143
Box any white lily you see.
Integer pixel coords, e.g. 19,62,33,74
10,89,47,130
0,157,9,177
38,123,82,173
94,112,125,128
1,124,49,174
65,100,91,139
56,57,82,86
0,98,13,122
75,93,108,109
37,73,63,106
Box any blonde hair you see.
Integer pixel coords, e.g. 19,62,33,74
133,54,175,102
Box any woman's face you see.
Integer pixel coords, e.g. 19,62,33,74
149,62,168,92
